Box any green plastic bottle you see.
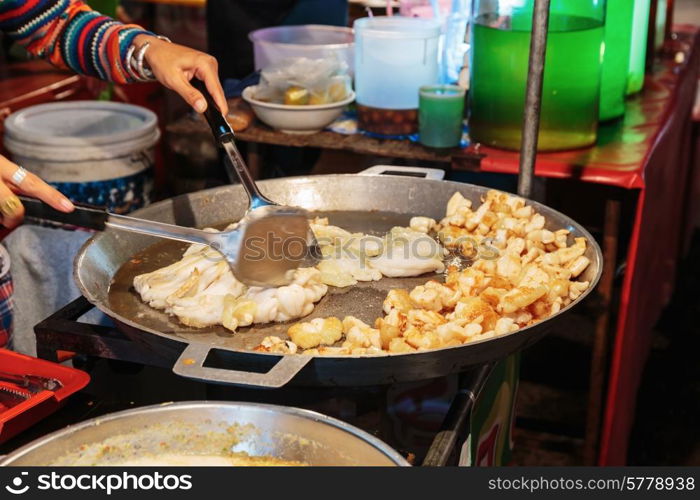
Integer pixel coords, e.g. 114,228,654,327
469,0,606,151
599,0,635,121
627,0,651,95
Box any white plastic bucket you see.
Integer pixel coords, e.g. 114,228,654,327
4,101,160,213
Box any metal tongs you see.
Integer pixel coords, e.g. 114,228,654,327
0,370,62,393
21,85,319,287
0,370,62,408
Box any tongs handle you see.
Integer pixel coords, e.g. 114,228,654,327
19,196,219,249
20,196,108,231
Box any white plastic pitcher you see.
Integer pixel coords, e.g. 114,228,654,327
354,16,441,110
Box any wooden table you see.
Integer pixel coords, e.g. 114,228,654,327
167,112,481,180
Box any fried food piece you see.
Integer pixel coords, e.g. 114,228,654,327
406,309,446,331
375,309,405,349
409,280,461,312
287,317,343,350
383,289,413,314
409,216,437,234
404,328,443,350
222,297,257,331
254,336,298,354
451,297,499,332
342,316,382,350
388,337,416,354
498,286,547,314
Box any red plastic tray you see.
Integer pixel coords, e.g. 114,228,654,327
0,348,90,444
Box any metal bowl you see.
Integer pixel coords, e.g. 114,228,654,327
0,401,409,466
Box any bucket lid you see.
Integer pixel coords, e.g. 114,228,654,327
353,16,441,39
4,101,158,148
248,24,354,47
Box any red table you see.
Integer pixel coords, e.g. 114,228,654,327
456,25,700,465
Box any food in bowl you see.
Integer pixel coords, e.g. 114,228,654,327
132,190,591,356
277,77,351,106
241,86,355,134
253,56,352,106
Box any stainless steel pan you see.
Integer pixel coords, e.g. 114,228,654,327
74,170,602,388
0,401,409,466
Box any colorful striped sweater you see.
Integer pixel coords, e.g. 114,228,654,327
0,0,152,83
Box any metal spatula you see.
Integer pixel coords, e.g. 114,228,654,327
194,81,321,282
21,195,318,287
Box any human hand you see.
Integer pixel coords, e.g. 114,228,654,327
136,35,228,116
0,155,74,229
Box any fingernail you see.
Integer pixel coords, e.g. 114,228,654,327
61,198,75,211
194,99,206,113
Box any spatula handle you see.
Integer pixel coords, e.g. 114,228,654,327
193,79,234,143
19,196,108,230
193,79,274,208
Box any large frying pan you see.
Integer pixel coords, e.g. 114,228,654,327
74,170,602,388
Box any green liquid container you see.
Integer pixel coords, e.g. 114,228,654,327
469,0,606,151
627,0,651,95
599,0,634,121
419,85,466,149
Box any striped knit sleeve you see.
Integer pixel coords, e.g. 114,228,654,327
0,0,154,83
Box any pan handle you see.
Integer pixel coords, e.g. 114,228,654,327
172,343,312,388
358,165,445,180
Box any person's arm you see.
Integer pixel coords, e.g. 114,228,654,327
0,0,227,113
0,0,149,83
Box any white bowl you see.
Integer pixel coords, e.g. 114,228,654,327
242,86,355,134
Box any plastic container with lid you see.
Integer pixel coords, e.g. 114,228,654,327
249,25,354,74
3,101,159,213
353,16,441,110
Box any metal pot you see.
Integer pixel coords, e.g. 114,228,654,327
0,401,409,466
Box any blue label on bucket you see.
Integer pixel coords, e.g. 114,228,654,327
50,168,154,214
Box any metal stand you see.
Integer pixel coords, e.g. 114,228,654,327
34,296,172,367
517,0,551,199
422,364,495,466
